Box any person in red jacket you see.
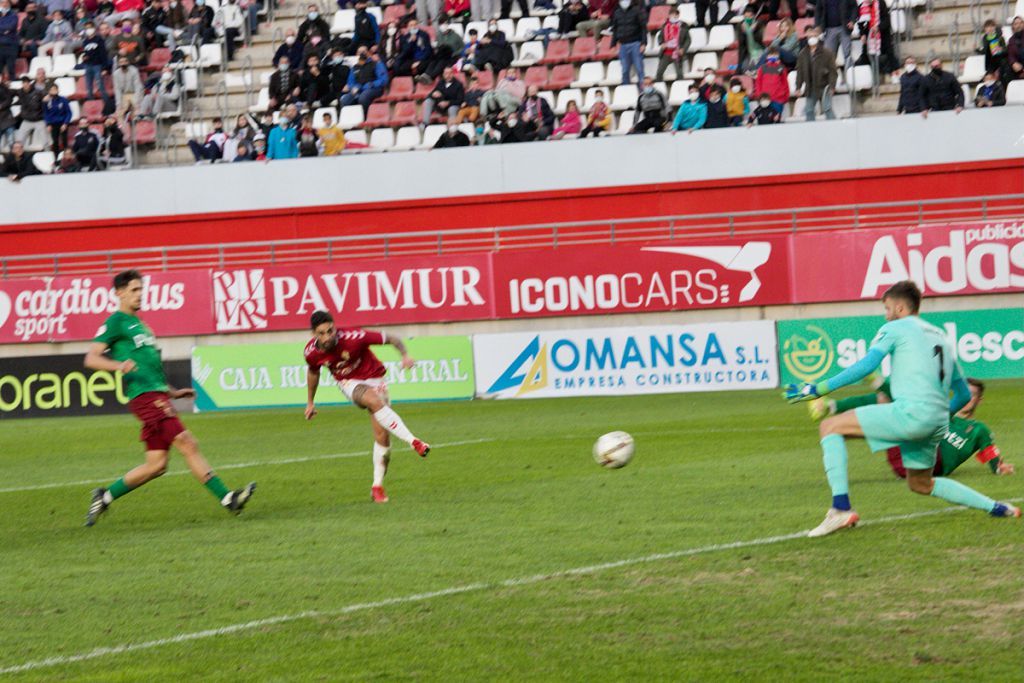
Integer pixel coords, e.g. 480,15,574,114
754,47,790,116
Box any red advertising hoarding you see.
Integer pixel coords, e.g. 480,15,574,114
0,271,214,343
793,222,1024,303
210,253,495,332
490,237,794,318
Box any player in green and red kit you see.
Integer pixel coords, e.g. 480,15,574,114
83,270,256,527
809,377,1014,478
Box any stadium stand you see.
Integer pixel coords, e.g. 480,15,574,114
0,0,1021,172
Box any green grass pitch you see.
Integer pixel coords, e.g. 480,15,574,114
1,381,1022,681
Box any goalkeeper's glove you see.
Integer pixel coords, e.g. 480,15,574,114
784,382,829,403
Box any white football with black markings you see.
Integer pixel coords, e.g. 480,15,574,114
593,431,635,469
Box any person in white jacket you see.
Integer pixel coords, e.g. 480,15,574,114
216,0,245,61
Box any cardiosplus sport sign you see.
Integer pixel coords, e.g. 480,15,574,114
793,221,1024,302
0,272,213,343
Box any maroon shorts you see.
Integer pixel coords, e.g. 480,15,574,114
129,391,186,451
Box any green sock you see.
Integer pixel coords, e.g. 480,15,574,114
107,477,134,500
834,393,879,414
203,475,231,501
930,477,996,512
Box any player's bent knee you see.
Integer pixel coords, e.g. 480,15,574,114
174,430,198,453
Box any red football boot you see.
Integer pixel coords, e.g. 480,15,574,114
412,439,430,458
371,485,389,503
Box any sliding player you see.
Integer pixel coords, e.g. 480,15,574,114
785,280,1019,537
304,310,430,503
810,378,1014,478
84,270,256,527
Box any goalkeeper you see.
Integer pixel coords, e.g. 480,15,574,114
808,377,1014,479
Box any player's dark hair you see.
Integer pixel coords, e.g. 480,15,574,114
882,280,921,314
113,269,143,290
967,378,985,395
310,310,333,330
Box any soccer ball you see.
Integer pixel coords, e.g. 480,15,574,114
593,431,635,469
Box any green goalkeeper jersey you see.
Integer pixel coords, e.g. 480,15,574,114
93,311,169,400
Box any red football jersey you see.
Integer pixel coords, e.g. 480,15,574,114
304,328,388,381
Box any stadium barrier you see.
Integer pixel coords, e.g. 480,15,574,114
2,221,1021,345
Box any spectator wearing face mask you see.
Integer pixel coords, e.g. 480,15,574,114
351,0,380,54
184,0,215,44
479,68,524,119
974,70,1005,107
325,48,350,104
16,77,47,150
920,58,963,117
896,56,924,114
266,113,298,159
300,54,330,106
3,141,39,181
421,15,464,82
19,3,50,58
697,68,721,102
112,19,147,65
395,19,433,78
112,56,143,119
98,115,127,168
252,134,267,160
475,21,513,74
754,48,789,117
298,4,330,44
216,0,244,61
79,22,113,105
72,117,100,170
317,111,346,156
269,56,300,110
725,78,749,126
610,0,646,85
187,116,227,161
703,87,729,129
1007,16,1024,82
422,66,465,127
550,100,581,140
747,94,781,125
433,117,470,148
379,23,401,72
517,84,554,140
668,84,705,134
493,111,532,143
221,112,255,161
0,0,17,81
736,6,765,74
579,90,611,137
795,28,837,121
631,76,668,133
766,18,800,69
655,7,689,82
137,69,179,119
166,0,188,42
39,10,73,56
340,49,388,112
274,29,305,67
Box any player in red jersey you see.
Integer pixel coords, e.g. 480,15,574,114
304,310,431,503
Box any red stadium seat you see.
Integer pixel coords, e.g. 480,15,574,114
382,76,413,102
130,119,157,144
595,35,616,60
647,5,670,31
568,36,596,63
538,39,569,65
795,18,815,37
146,48,171,73
14,58,28,78
412,78,434,100
389,100,418,127
383,4,408,24
524,65,548,89
547,63,574,90
762,20,780,46
73,76,88,100
82,99,105,123
719,49,740,74
362,102,390,128
474,69,494,90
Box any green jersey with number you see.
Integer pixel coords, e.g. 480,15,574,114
868,315,962,420
93,311,168,399
940,416,999,475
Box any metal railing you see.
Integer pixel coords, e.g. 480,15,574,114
3,194,1023,280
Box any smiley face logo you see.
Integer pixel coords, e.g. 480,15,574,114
782,325,835,382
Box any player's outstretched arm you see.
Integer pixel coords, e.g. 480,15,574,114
305,366,321,420
389,334,416,370
784,348,886,404
84,342,136,373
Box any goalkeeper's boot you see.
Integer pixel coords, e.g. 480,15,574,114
807,398,833,423
808,507,860,538
990,502,1021,518
223,482,257,514
371,485,389,504
412,439,430,458
85,487,109,527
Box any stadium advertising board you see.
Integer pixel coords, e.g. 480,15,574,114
473,322,778,399
0,271,214,343
792,221,1024,303
211,254,494,333
490,238,792,318
0,355,191,419
777,308,1024,385
192,335,475,410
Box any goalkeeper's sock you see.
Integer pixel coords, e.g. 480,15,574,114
203,474,231,501
373,406,416,445
821,434,851,511
372,442,391,487
930,477,997,512
105,477,134,504
834,393,879,413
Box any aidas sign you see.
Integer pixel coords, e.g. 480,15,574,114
0,355,191,419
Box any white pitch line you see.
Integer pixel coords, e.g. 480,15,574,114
3,499,1018,676
0,439,493,495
